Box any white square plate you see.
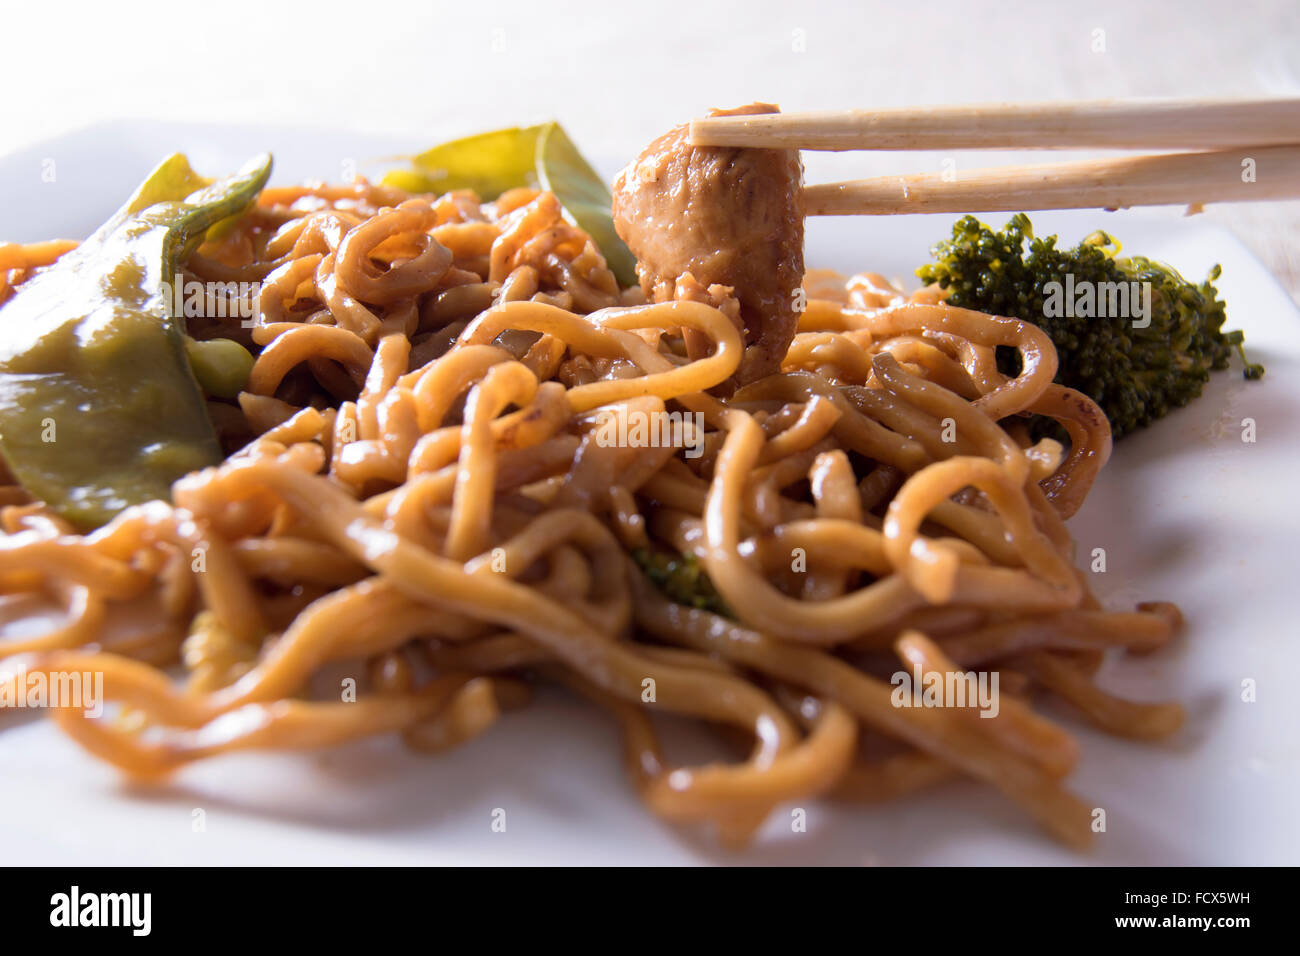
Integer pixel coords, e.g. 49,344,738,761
1,123,1296,865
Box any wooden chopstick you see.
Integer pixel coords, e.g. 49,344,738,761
689,98,1300,151
802,145,1300,215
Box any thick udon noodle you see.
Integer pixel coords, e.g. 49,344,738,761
0,180,1182,848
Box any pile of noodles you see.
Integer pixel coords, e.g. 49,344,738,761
0,180,1183,848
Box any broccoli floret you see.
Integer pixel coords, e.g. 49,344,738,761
632,547,730,617
916,214,1264,439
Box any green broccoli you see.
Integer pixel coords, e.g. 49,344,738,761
916,213,1263,439
632,547,730,617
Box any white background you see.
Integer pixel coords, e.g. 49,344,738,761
3,0,1298,295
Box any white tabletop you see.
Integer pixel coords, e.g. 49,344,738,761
2,0,1298,297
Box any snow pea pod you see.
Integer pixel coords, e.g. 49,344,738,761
383,125,546,199
383,122,636,286
0,153,272,529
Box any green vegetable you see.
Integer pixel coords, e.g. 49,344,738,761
633,547,730,617
0,153,272,529
184,336,255,400
383,125,545,198
383,122,637,286
536,122,638,289
916,214,1264,440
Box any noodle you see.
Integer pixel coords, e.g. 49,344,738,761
0,175,1183,850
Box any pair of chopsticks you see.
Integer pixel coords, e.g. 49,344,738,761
688,99,1300,215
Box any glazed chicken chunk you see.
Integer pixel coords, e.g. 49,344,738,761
612,103,805,385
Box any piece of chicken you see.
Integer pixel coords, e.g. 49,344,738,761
612,103,804,385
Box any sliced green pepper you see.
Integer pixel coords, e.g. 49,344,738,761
0,153,272,529
383,122,636,286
